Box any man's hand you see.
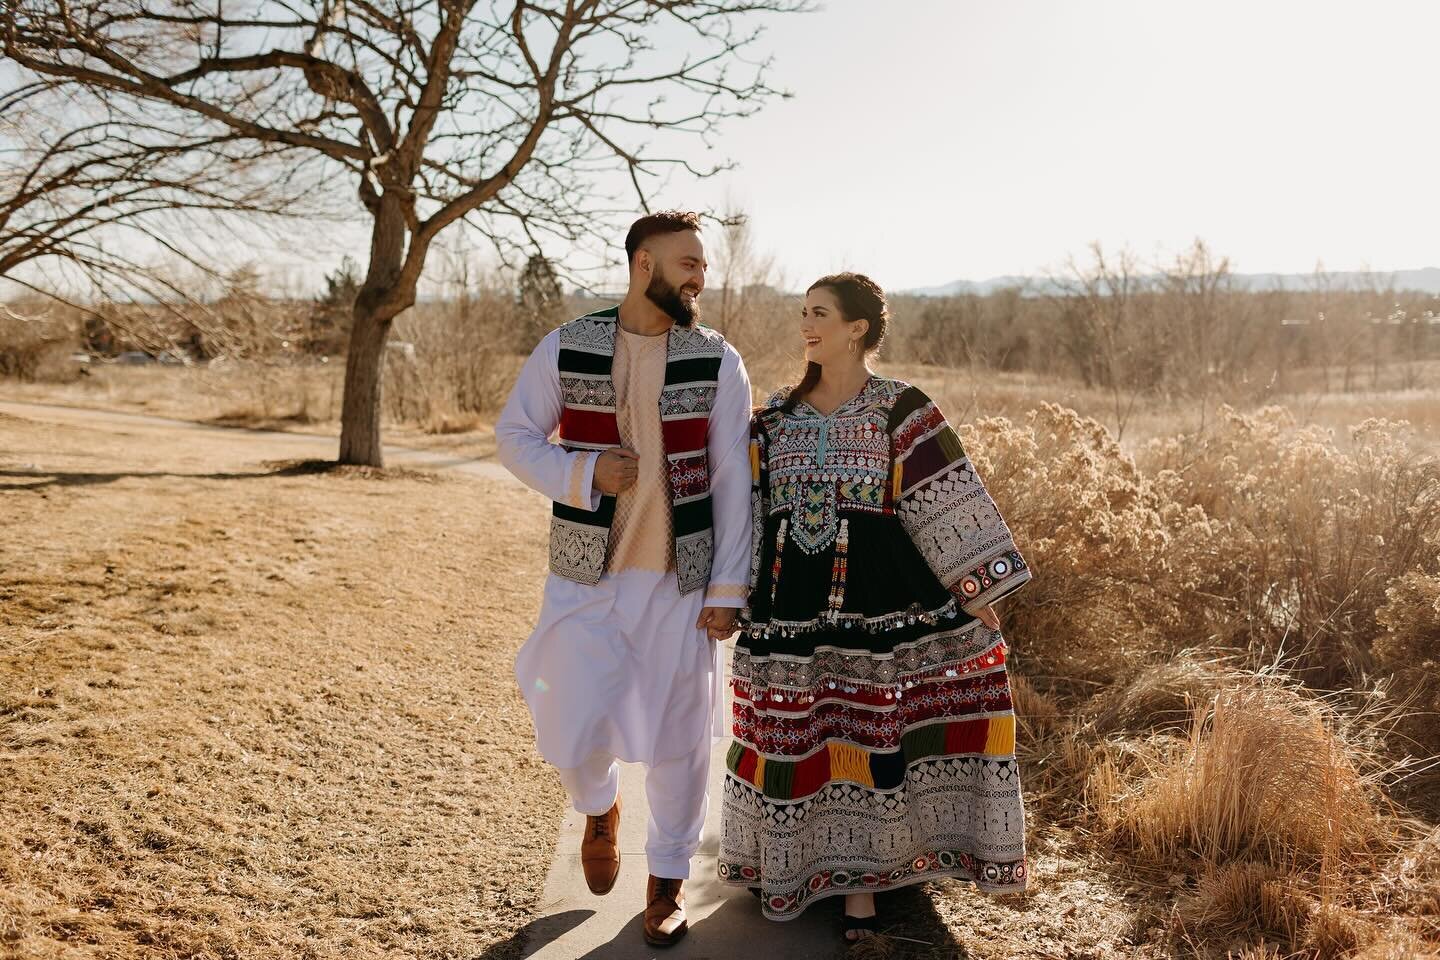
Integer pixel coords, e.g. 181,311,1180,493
975,604,1001,630
697,606,738,642
593,448,640,495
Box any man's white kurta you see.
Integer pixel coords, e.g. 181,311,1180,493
496,326,752,769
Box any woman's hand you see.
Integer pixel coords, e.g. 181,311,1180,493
975,605,1001,630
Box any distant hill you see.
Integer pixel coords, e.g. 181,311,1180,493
910,267,1440,297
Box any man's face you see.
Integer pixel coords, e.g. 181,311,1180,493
638,229,707,326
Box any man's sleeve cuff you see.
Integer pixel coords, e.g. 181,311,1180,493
567,450,601,510
703,583,749,608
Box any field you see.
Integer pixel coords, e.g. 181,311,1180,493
3,351,1439,959
0,410,562,959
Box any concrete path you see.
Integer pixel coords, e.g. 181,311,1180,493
518,646,838,960
0,397,842,959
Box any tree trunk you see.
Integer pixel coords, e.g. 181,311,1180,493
337,301,392,465
337,198,409,466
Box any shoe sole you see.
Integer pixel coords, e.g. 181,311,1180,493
642,919,688,948
584,851,620,896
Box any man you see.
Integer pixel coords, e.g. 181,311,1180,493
496,211,751,947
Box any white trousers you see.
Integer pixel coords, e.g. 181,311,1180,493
558,742,710,880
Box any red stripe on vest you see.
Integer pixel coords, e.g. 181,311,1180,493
661,416,707,454
559,407,621,446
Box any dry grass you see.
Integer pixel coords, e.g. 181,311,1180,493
0,411,562,959
1094,683,1386,865
1084,653,1250,737
5,349,1440,959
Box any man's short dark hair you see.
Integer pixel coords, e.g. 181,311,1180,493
624,210,702,264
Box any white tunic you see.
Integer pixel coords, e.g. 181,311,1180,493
496,325,752,769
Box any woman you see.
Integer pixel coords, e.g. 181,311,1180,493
718,273,1032,943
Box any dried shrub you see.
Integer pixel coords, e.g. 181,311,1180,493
1142,408,1440,687
972,402,1440,780
1351,938,1440,960
1085,651,1249,736
1096,683,1386,866
1010,672,1062,737
0,303,81,382
1374,572,1440,758
1303,902,1381,959
388,294,528,427
966,403,1219,687
1177,861,1307,944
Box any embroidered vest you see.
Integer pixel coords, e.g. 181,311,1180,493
551,306,725,594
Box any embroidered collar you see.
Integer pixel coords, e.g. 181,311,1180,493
789,375,882,419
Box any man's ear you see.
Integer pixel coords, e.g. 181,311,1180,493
635,248,652,278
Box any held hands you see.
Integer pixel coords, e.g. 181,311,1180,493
593,448,640,495
697,606,738,642
975,604,1001,630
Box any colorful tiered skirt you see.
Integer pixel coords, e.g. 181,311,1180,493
718,616,1027,921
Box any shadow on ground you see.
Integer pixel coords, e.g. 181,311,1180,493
480,909,594,960
528,886,972,960
0,459,442,491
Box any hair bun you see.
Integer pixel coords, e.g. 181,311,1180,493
807,272,889,353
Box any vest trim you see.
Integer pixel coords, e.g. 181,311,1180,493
548,310,725,594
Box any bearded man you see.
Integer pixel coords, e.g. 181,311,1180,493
496,211,751,947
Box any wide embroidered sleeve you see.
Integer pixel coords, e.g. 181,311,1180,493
741,405,777,620
703,344,754,608
495,329,602,511
890,386,1031,615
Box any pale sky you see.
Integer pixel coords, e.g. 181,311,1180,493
637,0,1440,291
7,0,1438,298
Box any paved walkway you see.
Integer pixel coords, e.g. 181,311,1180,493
0,398,842,959
518,651,836,960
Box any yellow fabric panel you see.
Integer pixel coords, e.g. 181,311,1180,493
750,440,761,482
827,742,875,787
984,714,1016,756
892,459,904,497
752,755,766,789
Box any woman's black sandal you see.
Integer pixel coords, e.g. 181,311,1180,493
842,912,879,943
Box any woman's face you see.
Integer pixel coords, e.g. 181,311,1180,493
800,286,867,367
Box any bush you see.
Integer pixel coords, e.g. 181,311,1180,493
0,304,81,381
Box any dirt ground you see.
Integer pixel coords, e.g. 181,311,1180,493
5,400,1433,960
0,403,1171,960
0,409,563,959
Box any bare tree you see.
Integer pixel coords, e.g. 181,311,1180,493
1050,243,1149,439
1,75,331,357
711,205,776,347
4,0,806,464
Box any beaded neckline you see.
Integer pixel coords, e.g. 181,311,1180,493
790,375,879,420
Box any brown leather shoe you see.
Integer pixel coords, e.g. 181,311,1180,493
580,798,620,895
643,875,688,947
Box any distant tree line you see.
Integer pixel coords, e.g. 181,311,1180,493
883,242,1440,400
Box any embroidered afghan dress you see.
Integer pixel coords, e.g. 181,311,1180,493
718,377,1033,920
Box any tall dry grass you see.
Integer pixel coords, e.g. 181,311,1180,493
967,400,1440,958
973,404,1440,728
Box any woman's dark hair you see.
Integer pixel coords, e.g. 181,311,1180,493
780,272,889,413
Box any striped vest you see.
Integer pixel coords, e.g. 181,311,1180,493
551,307,726,595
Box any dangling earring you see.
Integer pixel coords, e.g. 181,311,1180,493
848,338,860,357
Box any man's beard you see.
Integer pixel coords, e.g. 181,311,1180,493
645,270,699,327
